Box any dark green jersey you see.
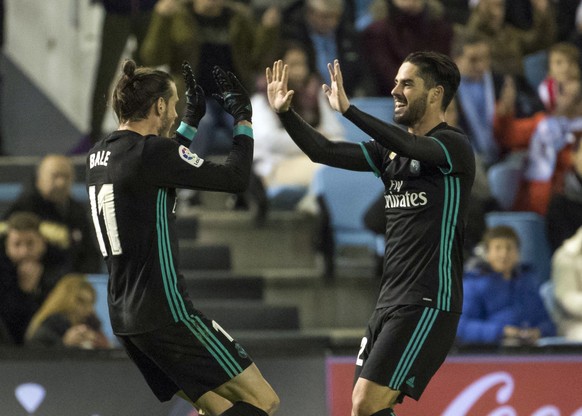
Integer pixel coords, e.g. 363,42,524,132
85,130,253,334
362,123,475,313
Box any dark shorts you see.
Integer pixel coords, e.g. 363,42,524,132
354,304,460,402
117,311,254,403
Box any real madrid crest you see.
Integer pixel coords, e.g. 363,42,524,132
410,159,420,174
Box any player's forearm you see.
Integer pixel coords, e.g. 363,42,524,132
277,109,369,170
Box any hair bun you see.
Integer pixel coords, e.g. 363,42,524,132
122,60,137,77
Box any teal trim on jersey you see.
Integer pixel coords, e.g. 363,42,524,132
389,307,439,390
234,124,253,138
157,190,179,322
177,122,197,141
430,137,453,175
437,177,461,311
359,142,381,177
156,189,243,378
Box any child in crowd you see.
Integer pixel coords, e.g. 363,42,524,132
457,225,556,346
538,42,581,113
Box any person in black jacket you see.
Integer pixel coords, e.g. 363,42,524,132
3,154,103,274
0,212,64,344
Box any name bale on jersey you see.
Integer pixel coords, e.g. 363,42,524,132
178,145,204,168
89,151,111,169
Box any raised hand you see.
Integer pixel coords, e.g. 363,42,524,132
212,66,252,124
181,61,206,127
322,59,350,114
266,60,294,113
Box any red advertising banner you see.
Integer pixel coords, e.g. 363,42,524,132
327,355,582,416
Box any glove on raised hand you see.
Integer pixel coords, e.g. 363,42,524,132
181,60,206,127
212,66,252,124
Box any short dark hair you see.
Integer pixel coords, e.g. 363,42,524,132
6,211,42,233
112,60,174,123
482,225,520,249
403,51,461,111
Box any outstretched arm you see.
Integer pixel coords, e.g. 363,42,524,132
266,60,370,171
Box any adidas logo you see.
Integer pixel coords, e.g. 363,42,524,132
406,376,415,388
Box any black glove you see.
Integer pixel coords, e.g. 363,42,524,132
181,61,205,127
212,66,252,124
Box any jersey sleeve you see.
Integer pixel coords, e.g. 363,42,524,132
343,105,450,168
140,130,254,193
429,129,476,176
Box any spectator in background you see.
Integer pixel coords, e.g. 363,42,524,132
0,212,64,345
362,0,454,96
551,225,582,341
546,135,582,252
451,24,545,165
252,41,344,209
538,42,581,113
282,0,375,97
460,0,556,78
3,154,102,274
0,0,5,156
72,0,157,154
457,225,556,346
140,0,280,157
512,78,582,215
25,274,110,349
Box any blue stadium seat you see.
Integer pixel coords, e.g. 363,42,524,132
485,211,552,286
487,155,524,210
86,274,118,347
523,50,548,91
341,97,395,142
312,166,384,265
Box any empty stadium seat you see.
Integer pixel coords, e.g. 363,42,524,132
86,274,118,346
487,155,524,210
485,211,552,286
312,166,384,276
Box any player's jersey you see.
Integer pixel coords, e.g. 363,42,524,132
85,130,253,334
362,123,475,313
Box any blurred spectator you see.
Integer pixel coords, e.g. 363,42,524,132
546,135,582,252
25,274,110,349
361,0,453,96
452,21,546,164
140,0,280,157
457,225,556,346
252,41,344,209
538,42,581,113
0,0,4,156
3,154,102,274
0,212,64,345
569,2,582,68
440,0,471,25
460,0,556,78
0,316,12,345
282,0,375,97
72,0,157,154
558,0,582,42
551,225,582,341
511,78,582,215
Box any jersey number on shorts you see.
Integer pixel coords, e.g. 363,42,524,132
356,336,368,366
89,184,122,256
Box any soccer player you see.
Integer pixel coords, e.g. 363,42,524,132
86,60,279,416
266,53,475,416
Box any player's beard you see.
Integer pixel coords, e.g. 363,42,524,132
158,107,173,137
393,92,428,127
